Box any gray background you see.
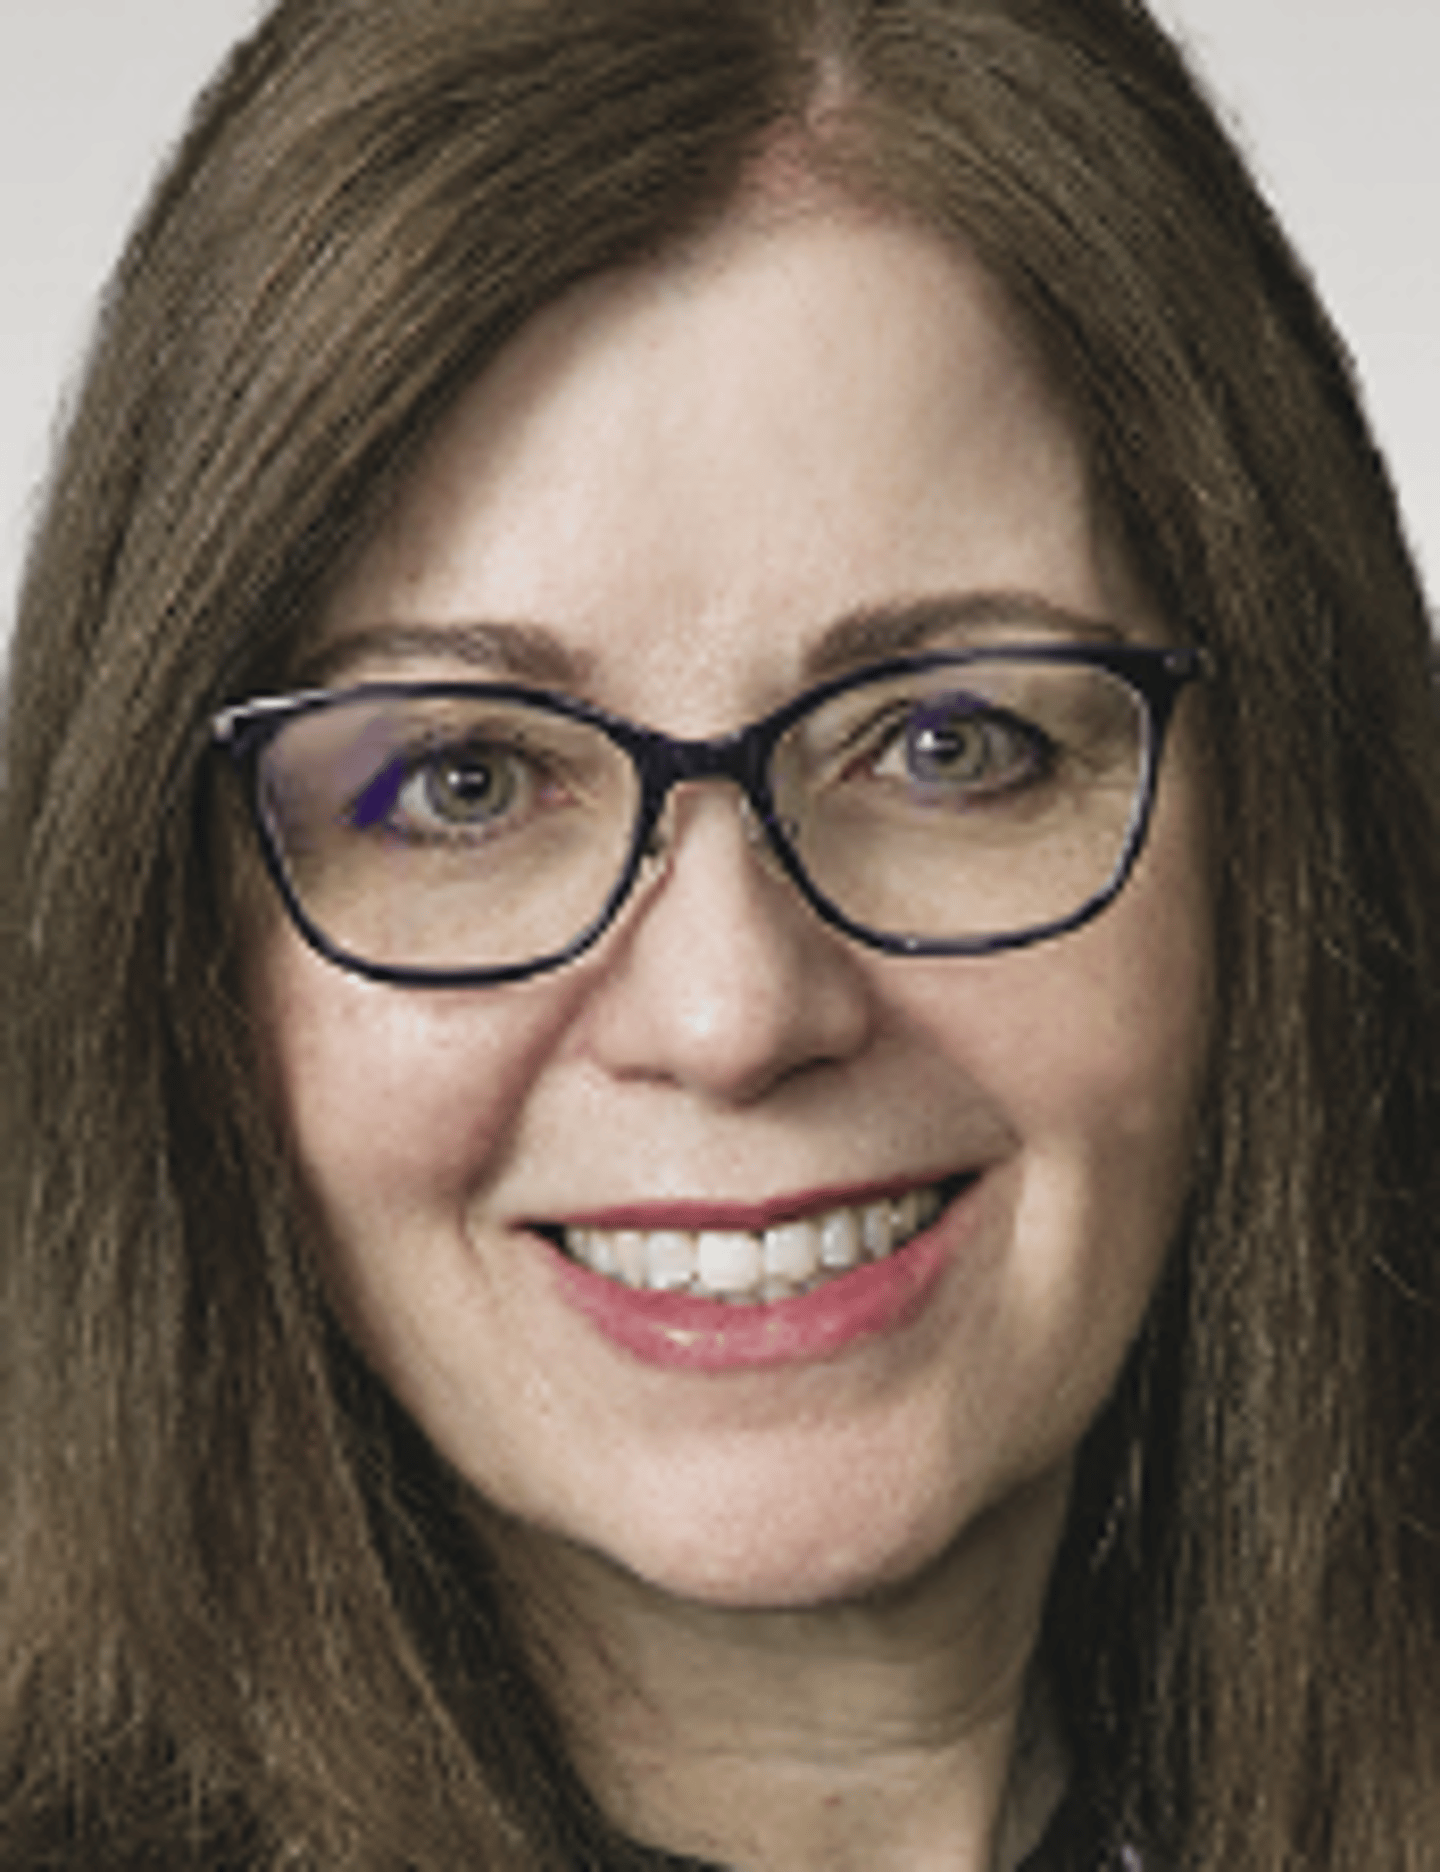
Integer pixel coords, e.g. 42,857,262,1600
3,0,1437,646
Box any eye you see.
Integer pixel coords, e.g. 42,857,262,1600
350,737,543,840
399,742,523,828
873,697,1051,799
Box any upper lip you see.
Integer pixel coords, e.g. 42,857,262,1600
527,1169,980,1237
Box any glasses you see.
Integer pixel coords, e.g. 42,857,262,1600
212,641,1206,988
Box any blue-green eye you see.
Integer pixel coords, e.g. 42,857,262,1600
875,696,1051,798
401,745,522,826
350,740,534,839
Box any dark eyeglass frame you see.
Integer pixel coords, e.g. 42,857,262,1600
212,640,1208,989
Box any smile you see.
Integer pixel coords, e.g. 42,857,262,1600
547,1176,970,1307
537,1173,981,1372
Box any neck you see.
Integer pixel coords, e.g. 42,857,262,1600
496,1467,1073,1872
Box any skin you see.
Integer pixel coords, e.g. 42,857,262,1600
253,196,1212,1869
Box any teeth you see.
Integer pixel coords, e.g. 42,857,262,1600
583,1230,620,1279
819,1207,861,1270
861,1201,894,1258
614,1231,648,1287
562,1181,957,1306
696,1230,762,1295
646,1231,696,1292
762,1221,820,1285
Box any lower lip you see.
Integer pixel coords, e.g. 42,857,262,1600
546,1189,973,1373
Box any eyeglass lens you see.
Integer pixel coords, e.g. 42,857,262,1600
255,657,1149,977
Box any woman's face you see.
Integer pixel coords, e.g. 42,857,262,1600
254,201,1212,1608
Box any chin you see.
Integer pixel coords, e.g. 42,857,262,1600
528,1441,1073,1616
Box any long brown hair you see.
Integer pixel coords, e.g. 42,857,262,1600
4,2,1438,1865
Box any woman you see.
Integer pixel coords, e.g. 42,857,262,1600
3,1,1437,1867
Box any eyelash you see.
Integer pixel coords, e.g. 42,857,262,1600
828,699,1055,801
349,737,555,843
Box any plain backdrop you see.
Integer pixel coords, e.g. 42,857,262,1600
3,0,1438,648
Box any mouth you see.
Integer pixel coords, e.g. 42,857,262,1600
533,1173,975,1309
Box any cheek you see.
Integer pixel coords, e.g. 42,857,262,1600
248,927,582,1235
905,890,1208,1165
1030,905,1211,1375
1012,749,1214,1189
972,924,1209,1467
899,782,1211,1318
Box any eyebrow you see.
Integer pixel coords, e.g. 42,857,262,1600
799,592,1126,682
304,591,1124,692
300,620,592,688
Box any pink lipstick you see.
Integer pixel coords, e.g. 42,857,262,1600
537,1173,977,1372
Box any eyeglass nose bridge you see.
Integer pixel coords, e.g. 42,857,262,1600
629,719,789,865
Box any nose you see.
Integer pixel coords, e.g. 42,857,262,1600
577,785,876,1106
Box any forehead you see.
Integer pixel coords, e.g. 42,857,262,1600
317,200,1146,722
